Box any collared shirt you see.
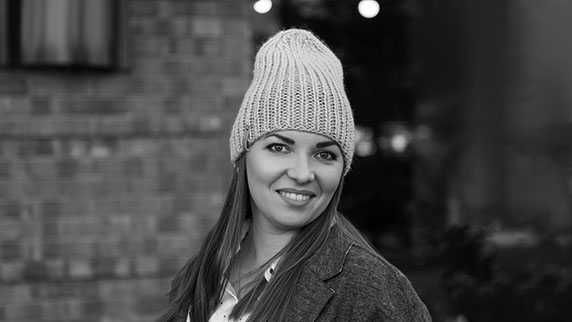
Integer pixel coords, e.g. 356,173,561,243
187,220,279,322
200,261,277,322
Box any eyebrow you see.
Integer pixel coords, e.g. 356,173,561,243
268,133,338,149
268,133,295,145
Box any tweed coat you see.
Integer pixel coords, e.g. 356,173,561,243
176,223,432,322
282,224,432,322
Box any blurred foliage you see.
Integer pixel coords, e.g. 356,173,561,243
441,225,572,322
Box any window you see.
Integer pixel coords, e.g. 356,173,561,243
0,0,128,71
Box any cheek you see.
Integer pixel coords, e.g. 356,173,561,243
246,153,279,190
318,168,343,196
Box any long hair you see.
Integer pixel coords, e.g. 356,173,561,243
159,155,359,322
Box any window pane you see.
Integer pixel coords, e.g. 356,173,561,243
19,0,114,68
0,0,7,64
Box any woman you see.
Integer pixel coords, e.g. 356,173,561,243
160,29,431,322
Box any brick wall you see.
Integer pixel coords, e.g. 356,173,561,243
0,1,253,321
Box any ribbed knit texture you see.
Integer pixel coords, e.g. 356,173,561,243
229,29,356,175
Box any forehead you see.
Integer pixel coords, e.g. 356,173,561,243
263,130,337,145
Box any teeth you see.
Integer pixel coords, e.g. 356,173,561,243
280,191,311,201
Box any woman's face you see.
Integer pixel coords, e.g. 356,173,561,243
245,130,344,234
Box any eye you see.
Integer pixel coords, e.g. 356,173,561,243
266,143,290,153
315,150,338,161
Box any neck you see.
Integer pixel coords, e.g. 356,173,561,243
241,220,294,269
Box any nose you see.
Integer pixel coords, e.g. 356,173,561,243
286,156,315,184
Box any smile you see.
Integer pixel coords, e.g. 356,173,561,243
279,191,312,201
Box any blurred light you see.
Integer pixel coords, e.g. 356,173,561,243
253,0,272,14
415,125,433,141
355,125,377,157
378,122,412,155
358,0,380,19
390,133,409,153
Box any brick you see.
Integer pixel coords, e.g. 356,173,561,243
1,240,21,261
114,258,131,277
222,77,249,97
92,138,118,158
41,199,63,220
60,98,127,114
163,1,194,16
39,300,59,320
0,78,28,94
172,194,191,212
108,215,132,233
28,75,91,95
161,59,192,74
45,258,66,280
0,120,16,136
154,18,191,35
133,256,159,277
23,261,48,281
192,2,220,16
132,36,170,56
0,97,31,114
134,296,165,314
131,58,164,74
0,221,22,240
5,302,41,320
1,199,22,219
157,172,177,193
102,298,131,320
90,76,132,95
224,19,251,35
60,298,84,320
57,159,79,179
98,280,136,298
33,138,56,156
93,257,116,277
162,96,183,114
69,260,93,279
42,241,60,259
194,38,222,56
84,299,104,317
189,58,220,76
0,261,24,282
30,97,52,115
2,284,32,303
130,0,159,16
95,239,120,258
157,215,178,232
191,17,224,37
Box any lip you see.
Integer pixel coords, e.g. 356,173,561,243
277,188,316,196
276,188,316,206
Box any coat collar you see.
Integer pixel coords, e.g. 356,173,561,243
286,223,355,322
306,223,355,281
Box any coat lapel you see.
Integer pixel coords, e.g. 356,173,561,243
286,224,355,322
286,266,336,322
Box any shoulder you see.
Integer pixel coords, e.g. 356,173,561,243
326,232,432,321
342,243,414,295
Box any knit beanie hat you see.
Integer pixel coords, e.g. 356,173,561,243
229,29,355,175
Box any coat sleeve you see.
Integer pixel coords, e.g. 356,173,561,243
347,275,432,322
338,248,433,322
385,271,432,322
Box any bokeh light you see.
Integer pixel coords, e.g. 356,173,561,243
358,0,380,19
253,0,272,14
